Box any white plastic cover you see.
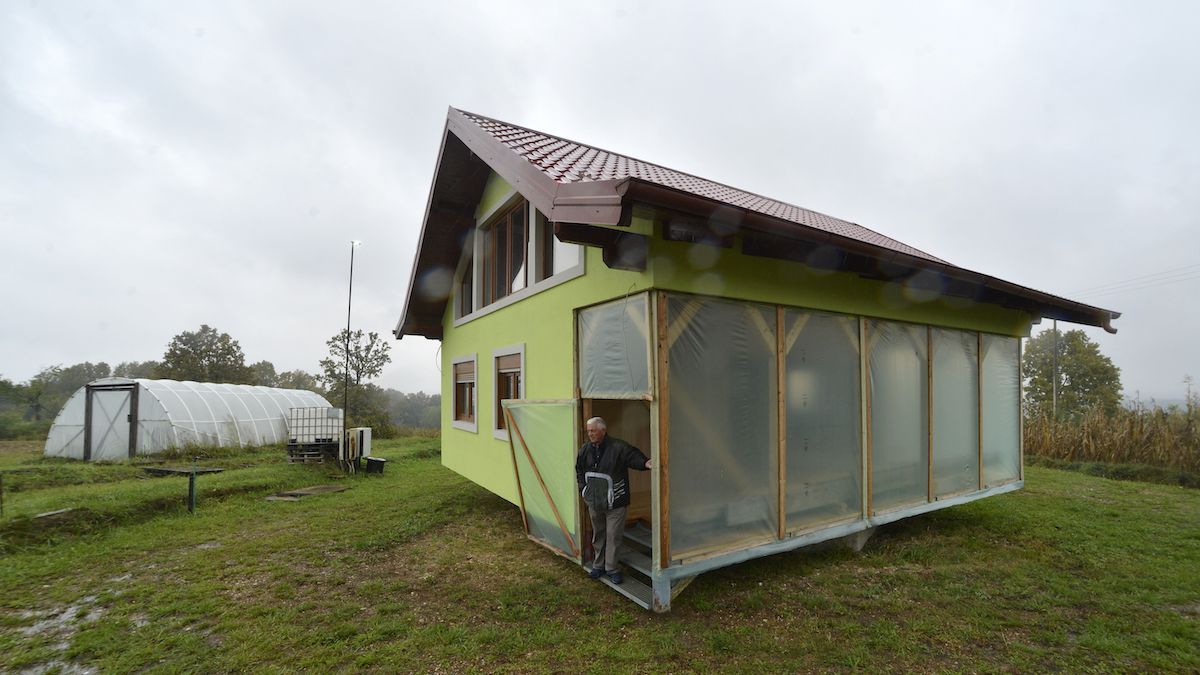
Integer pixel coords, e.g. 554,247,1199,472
783,310,862,530
503,400,580,559
981,335,1021,486
868,320,929,511
932,329,980,496
44,377,331,460
578,293,651,399
668,296,778,558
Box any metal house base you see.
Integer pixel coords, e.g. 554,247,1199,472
596,481,1022,612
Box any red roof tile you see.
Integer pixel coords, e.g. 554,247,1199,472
459,110,948,264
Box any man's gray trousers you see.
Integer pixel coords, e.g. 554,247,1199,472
588,505,627,573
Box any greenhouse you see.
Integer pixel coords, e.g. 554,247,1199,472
44,377,331,461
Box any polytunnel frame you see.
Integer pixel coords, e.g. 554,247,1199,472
577,290,1023,611
50,378,330,460
145,380,316,448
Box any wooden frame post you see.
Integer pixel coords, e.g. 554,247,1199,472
776,306,786,540
656,292,671,570
863,320,873,516
504,408,531,535
927,327,934,503
1018,337,1025,482
977,332,984,490
83,385,93,462
128,384,140,459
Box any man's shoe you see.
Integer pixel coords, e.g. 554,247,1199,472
588,567,604,580
608,571,624,585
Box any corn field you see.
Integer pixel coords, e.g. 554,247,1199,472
1024,402,1200,473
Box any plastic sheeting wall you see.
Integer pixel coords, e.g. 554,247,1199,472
784,310,862,530
578,294,651,399
981,335,1022,486
932,329,980,496
868,320,929,512
668,296,777,557
44,378,330,460
503,400,580,557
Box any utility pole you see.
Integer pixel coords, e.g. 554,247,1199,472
344,240,361,421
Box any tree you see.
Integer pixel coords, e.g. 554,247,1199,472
385,389,441,429
1023,328,1122,420
18,366,63,421
53,362,111,396
249,360,278,387
276,370,323,393
319,330,391,390
157,325,253,384
114,360,160,379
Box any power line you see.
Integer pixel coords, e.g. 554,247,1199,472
1077,271,1200,300
1071,262,1200,295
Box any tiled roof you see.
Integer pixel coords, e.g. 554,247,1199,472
459,110,947,264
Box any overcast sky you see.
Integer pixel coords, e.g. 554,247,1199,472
2,1,1198,402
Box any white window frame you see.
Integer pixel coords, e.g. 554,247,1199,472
453,195,585,327
492,343,526,440
451,353,477,433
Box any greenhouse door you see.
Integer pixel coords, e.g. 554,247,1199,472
84,383,138,461
502,400,581,562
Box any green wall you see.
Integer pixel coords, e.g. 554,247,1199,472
437,172,1034,506
440,242,651,506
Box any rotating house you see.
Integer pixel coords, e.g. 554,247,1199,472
44,377,331,461
394,108,1120,611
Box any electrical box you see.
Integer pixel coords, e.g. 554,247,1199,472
343,427,372,462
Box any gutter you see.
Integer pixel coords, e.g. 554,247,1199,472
616,179,1120,333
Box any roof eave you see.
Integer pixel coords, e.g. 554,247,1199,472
620,179,1121,333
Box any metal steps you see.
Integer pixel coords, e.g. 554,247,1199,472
619,548,652,576
624,521,653,549
600,573,652,609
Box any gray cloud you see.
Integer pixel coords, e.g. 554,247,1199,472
1,1,1197,401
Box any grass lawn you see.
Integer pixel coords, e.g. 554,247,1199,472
1,436,1198,672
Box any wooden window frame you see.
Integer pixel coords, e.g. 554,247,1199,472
492,343,525,440
481,200,529,308
454,198,585,326
451,354,477,433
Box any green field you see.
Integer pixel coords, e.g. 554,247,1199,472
1,437,1198,672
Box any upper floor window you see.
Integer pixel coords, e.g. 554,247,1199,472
482,200,528,307
453,193,584,321
536,210,581,280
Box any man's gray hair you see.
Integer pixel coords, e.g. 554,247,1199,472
585,416,607,430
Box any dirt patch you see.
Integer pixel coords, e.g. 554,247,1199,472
1171,603,1200,619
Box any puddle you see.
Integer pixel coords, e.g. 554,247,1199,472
18,595,103,637
18,661,98,675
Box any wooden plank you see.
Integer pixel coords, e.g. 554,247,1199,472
128,384,139,459
656,291,671,571
776,305,786,540
1018,337,1025,482
508,407,578,557
745,304,776,352
143,467,224,477
864,320,873,516
83,386,93,462
504,407,530,535
927,327,934,503
977,332,984,490
784,312,811,352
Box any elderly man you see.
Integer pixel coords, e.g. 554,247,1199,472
575,416,651,584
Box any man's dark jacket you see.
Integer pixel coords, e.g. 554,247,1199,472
575,435,648,510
